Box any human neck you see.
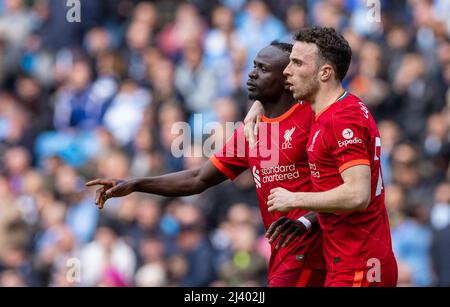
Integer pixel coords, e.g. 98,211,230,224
312,83,346,115
260,91,296,118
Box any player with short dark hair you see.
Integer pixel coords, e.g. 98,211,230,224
292,27,352,82
245,27,398,287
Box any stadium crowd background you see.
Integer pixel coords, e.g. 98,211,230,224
0,0,450,287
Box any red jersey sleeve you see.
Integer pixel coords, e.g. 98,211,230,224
210,125,249,180
325,106,371,173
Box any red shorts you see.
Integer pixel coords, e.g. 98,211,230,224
325,260,398,287
269,268,327,287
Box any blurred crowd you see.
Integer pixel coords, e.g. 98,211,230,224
0,0,449,287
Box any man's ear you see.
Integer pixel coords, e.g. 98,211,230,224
319,64,334,82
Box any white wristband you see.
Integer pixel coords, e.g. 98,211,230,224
298,216,312,230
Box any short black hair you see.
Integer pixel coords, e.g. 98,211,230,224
270,41,293,54
293,27,352,81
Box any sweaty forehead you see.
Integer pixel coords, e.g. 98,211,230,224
256,45,289,65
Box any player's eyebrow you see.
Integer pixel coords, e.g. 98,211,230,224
290,57,303,64
254,59,272,68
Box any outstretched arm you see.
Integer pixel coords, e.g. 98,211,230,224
267,165,371,213
86,161,228,209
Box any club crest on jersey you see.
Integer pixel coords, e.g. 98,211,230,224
282,127,296,150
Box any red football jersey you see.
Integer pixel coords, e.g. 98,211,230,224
211,102,325,277
306,91,396,272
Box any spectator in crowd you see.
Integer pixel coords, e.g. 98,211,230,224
79,222,136,286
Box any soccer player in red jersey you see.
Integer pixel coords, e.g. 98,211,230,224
247,28,398,287
86,42,326,287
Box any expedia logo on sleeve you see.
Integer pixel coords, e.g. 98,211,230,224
338,128,362,148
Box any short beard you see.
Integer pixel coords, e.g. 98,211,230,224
248,92,260,101
295,76,320,102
